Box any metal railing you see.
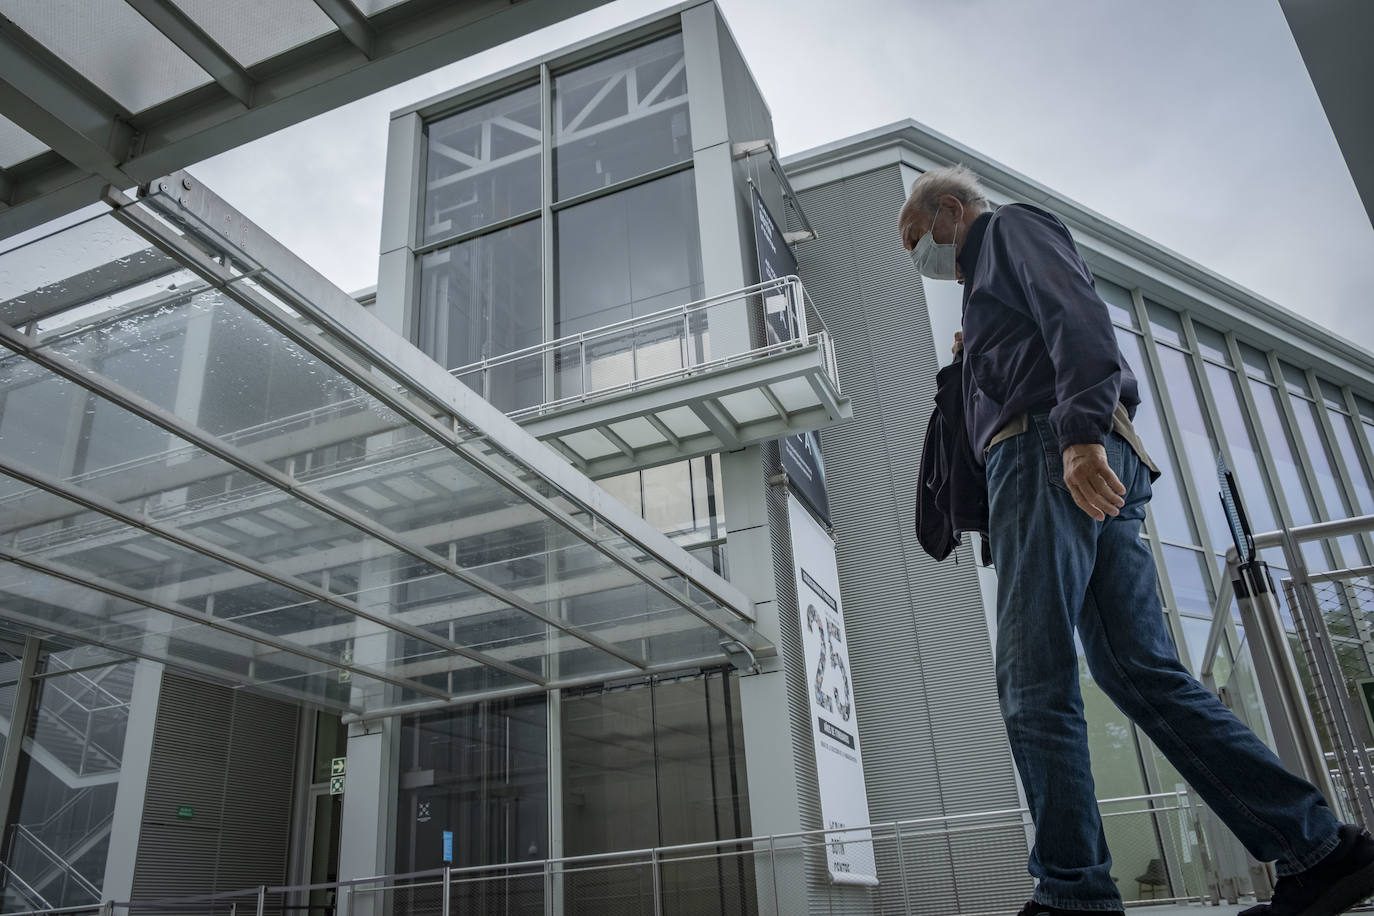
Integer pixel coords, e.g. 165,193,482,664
0,792,1226,916
1202,514,1374,831
6,823,102,904
446,275,839,419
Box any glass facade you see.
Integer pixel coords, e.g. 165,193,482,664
1083,268,1374,889
1,650,135,912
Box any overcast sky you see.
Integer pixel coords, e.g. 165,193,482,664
189,0,1374,351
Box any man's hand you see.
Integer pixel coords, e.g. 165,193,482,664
952,331,964,359
1062,443,1126,521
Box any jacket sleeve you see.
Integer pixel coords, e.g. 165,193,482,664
992,206,1123,451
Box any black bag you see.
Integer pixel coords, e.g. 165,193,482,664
914,356,991,564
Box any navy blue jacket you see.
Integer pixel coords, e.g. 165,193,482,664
959,203,1141,462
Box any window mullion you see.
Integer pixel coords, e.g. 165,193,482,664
1226,335,1298,535
1306,368,1370,566
1131,289,1223,579
1268,350,1345,570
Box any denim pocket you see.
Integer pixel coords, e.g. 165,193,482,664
1032,414,1070,493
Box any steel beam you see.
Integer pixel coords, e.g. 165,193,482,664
0,0,617,238
124,0,255,107
0,22,133,186
311,0,377,59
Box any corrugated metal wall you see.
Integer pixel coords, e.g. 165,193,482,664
792,164,1033,912
133,673,299,903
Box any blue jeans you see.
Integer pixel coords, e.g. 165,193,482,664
986,413,1340,911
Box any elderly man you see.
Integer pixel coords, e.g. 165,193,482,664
899,164,1374,916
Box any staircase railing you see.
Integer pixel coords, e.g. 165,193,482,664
8,821,103,904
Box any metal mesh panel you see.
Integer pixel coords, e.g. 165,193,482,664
561,858,656,916
171,0,335,67
0,113,46,169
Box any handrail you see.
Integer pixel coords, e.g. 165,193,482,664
502,330,835,422
45,656,127,712
86,791,1192,913
0,861,54,913
446,276,822,378
30,786,94,833
11,822,103,901
1201,514,1374,680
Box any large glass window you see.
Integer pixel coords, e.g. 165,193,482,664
1114,327,1194,544
556,169,702,336
1095,276,1136,328
417,219,543,411
2,653,136,912
1328,409,1374,515
1204,362,1279,534
553,33,692,200
423,84,542,244
562,671,753,914
395,697,548,897
1155,345,1229,551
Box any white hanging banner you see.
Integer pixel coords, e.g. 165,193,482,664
787,494,877,886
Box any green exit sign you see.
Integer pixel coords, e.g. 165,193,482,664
176,805,194,819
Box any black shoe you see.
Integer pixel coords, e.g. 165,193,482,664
1240,823,1374,915
1015,902,1124,916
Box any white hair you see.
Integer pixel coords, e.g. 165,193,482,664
898,164,990,243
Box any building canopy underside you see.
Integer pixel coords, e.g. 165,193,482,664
0,0,613,236
0,172,770,719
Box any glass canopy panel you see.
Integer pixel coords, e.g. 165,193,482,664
0,114,46,170
0,0,214,113
0,181,768,715
170,0,337,67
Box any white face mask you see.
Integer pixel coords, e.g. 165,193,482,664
909,204,962,281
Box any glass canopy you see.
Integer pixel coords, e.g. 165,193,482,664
0,173,770,718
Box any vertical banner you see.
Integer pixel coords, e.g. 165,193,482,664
787,494,877,886
752,187,830,524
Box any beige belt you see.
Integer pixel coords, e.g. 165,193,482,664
986,403,1160,476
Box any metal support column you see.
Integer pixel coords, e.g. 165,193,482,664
0,637,42,850
1230,557,1337,802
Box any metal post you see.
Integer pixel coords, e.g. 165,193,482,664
230,902,237,916
768,835,780,916
441,866,451,916
100,900,114,916
1281,536,1374,827
255,886,266,916
893,822,912,916
1231,557,1337,800
650,848,663,916
681,309,691,369
543,859,552,916
0,638,42,854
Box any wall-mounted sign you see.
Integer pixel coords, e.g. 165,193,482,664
330,775,346,795
788,494,876,886
331,756,347,777
176,805,194,819
752,187,830,524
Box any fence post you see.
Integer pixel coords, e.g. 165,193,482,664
543,858,553,916
441,866,451,916
681,309,691,369
255,885,266,916
893,822,912,916
650,848,663,916
768,835,780,916
100,900,114,916
578,334,588,397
